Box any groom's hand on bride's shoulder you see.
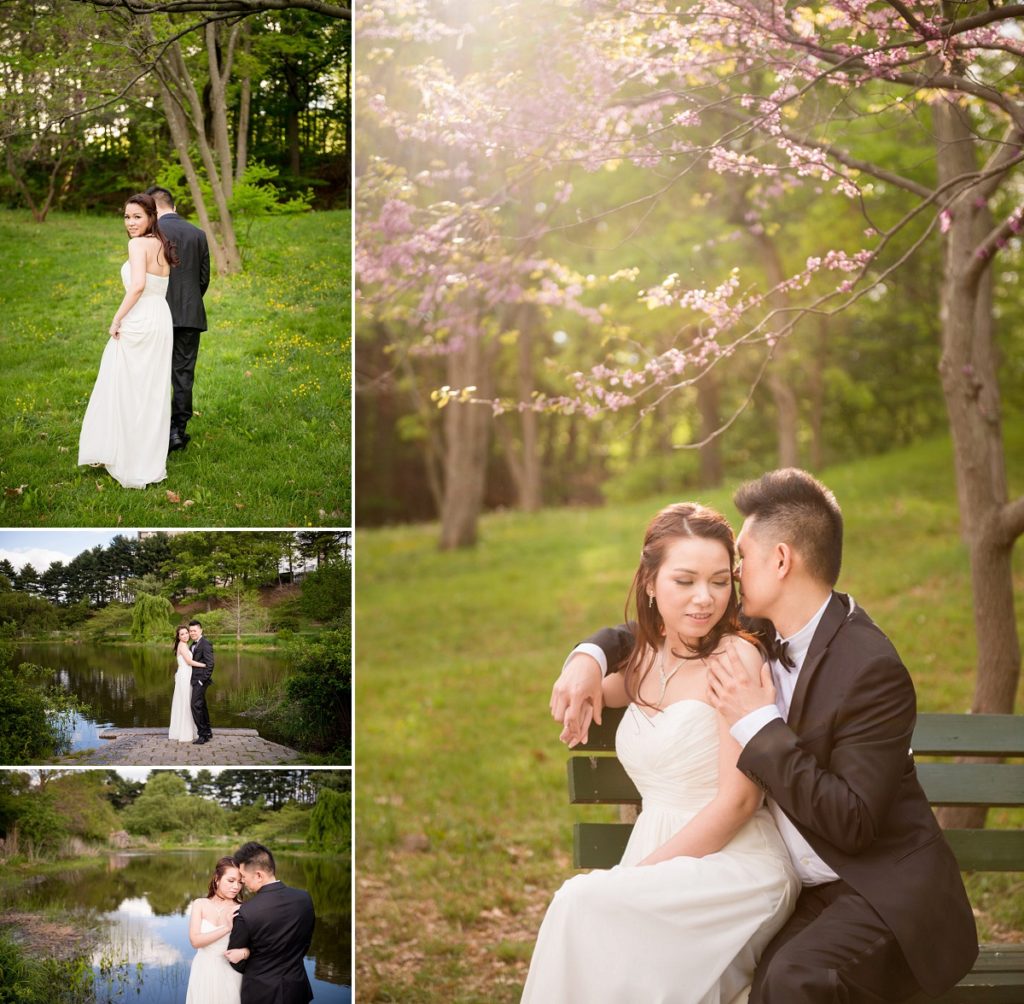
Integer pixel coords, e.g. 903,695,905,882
706,637,775,726
551,653,603,748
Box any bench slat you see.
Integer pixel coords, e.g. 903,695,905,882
567,756,640,804
918,764,1024,807
915,945,1024,1003
912,714,1024,757
574,823,1024,872
575,709,1024,757
569,758,1024,808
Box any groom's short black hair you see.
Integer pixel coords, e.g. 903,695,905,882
734,468,843,586
189,619,202,629
145,185,175,209
235,841,276,875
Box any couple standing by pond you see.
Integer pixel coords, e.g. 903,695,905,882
168,620,215,745
187,841,315,1004
78,186,209,490
522,468,978,1004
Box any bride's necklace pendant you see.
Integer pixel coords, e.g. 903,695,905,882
655,650,685,708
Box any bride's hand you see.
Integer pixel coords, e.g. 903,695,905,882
109,319,120,339
223,948,249,963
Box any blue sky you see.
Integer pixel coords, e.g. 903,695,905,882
0,530,136,572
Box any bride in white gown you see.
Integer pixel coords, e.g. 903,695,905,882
169,626,205,743
78,193,175,489
186,858,247,1004
522,503,799,1004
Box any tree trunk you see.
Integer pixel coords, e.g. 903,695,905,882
751,232,800,467
496,306,543,511
696,366,722,488
439,329,494,550
235,23,252,183
809,315,828,471
156,77,230,276
932,95,1022,830
206,22,240,202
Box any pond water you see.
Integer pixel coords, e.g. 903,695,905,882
2,849,351,1002
16,642,291,753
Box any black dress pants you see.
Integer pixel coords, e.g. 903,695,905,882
172,327,202,434
750,880,922,1004
190,675,213,739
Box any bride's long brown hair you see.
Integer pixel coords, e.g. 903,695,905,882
125,192,180,268
207,857,242,900
623,503,750,710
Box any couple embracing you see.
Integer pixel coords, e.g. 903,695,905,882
523,468,977,1004
78,186,208,489
168,620,215,745
186,841,316,1004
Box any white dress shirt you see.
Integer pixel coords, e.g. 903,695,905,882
729,594,842,886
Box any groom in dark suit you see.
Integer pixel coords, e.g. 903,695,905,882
226,841,316,1004
188,619,215,744
552,468,978,1003
145,185,210,452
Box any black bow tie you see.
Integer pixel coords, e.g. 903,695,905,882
773,637,795,672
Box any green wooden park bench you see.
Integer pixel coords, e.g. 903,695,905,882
568,709,1024,1003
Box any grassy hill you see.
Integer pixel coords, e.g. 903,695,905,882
0,209,350,527
355,421,1024,1002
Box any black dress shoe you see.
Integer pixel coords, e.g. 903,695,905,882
168,430,191,452
192,737,207,745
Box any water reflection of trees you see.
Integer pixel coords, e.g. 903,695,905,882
18,643,289,729
5,851,350,983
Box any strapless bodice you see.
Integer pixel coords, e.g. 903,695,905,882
121,259,169,297
616,700,721,813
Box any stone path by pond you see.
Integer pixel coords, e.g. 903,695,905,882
56,728,302,766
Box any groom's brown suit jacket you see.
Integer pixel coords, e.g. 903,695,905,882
584,592,977,997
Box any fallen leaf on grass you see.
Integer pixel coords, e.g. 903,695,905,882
166,490,181,503
183,499,195,507
235,503,246,510
58,446,69,453
95,481,104,492
4,485,27,496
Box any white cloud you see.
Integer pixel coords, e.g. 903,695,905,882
0,547,80,572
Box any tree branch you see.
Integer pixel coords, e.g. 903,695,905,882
75,0,349,19
1001,495,1024,545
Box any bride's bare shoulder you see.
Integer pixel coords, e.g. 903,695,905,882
720,634,764,669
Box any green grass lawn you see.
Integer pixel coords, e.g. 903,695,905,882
0,209,350,527
355,423,1024,1002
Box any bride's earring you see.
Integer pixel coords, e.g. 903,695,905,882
648,592,654,608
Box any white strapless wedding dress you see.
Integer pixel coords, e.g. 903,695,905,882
168,654,196,743
78,261,172,488
521,701,799,1004
185,905,242,1004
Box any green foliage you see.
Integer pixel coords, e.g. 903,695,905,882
307,787,350,853
0,931,94,1004
600,451,701,505
281,626,351,755
80,603,133,641
0,626,85,764
0,591,59,635
0,210,350,527
15,791,68,858
130,592,175,642
46,772,120,842
299,561,351,623
247,801,313,844
121,772,226,837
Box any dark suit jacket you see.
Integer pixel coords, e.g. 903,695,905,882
583,593,978,997
227,881,315,1004
189,636,214,683
157,212,209,330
